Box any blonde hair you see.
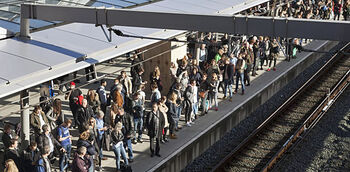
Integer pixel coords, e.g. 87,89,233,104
5,159,18,172
79,131,90,141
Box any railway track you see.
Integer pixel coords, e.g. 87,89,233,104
212,43,350,172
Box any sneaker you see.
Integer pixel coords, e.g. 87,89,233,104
128,158,134,163
186,122,192,127
267,68,271,71
190,121,195,124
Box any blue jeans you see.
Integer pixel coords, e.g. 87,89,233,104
59,144,71,172
224,79,233,98
192,102,198,115
113,142,128,170
175,106,182,128
98,134,103,159
235,72,245,92
124,138,134,160
134,118,143,140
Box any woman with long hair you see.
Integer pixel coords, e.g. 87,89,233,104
150,66,163,92
87,89,101,116
4,159,19,172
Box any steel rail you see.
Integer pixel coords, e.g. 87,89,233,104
212,42,350,172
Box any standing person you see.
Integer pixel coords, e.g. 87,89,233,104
45,98,63,130
96,79,108,115
113,84,124,108
131,93,144,144
251,36,259,76
76,99,94,133
111,122,129,172
110,78,120,102
199,73,209,115
95,110,108,171
184,79,195,126
150,84,161,104
343,0,350,21
268,38,279,71
209,73,219,111
259,36,268,67
37,125,64,163
2,124,18,150
146,103,164,157
333,0,342,20
4,159,19,172
120,71,133,97
4,139,22,172
132,68,147,93
65,82,82,128
222,58,235,101
166,93,178,139
72,146,91,172
235,53,246,95
30,105,49,136
158,96,169,143
150,66,163,92
35,146,52,172
57,119,73,172
77,131,96,172
173,83,183,130
22,141,40,172
244,43,253,86
114,108,134,163
198,44,208,71
169,62,178,84
87,89,100,116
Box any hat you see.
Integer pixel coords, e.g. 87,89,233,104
70,82,76,86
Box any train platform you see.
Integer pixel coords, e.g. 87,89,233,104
0,40,337,171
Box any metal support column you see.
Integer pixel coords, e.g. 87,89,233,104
20,4,30,38
20,89,30,149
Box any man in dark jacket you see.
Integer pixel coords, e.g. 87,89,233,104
72,146,91,172
76,99,94,133
223,58,235,101
4,139,23,171
65,82,82,128
22,141,40,172
2,124,18,150
37,124,63,163
199,73,209,115
115,108,134,162
146,103,164,157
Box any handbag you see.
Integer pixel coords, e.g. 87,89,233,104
199,91,206,98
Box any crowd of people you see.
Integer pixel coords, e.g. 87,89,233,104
1,0,348,172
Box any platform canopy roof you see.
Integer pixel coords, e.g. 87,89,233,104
0,0,268,98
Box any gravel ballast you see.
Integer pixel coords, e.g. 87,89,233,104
272,85,350,172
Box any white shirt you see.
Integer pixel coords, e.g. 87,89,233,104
38,113,46,130
46,134,54,153
193,86,198,103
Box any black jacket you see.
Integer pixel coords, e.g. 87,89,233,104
2,132,13,149
4,148,23,171
22,147,40,172
146,110,164,138
114,113,134,139
223,64,235,84
76,105,94,127
37,133,62,152
111,130,124,144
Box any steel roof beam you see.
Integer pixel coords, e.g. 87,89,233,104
20,3,350,41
